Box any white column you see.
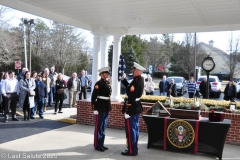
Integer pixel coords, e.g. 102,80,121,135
111,34,123,102
100,35,109,68
91,33,101,93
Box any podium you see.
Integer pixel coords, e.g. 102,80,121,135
143,115,231,160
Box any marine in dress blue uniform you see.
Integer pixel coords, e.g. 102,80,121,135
91,66,112,152
121,62,145,156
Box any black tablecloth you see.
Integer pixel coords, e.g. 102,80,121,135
143,115,231,160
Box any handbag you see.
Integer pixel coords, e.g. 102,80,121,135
57,89,65,95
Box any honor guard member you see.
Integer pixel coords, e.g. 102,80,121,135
120,62,145,156
91,66,112,152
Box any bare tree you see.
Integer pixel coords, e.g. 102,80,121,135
0,5,13,28
144,37,167,72
143,35,176,73
169,33,207,78
0,6,22,67
49,22,89,74
226,32,240,80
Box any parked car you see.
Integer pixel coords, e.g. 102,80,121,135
127,73,134,83
166,76,187,96
87,75,92,92
196,75,221,98
62,75,70,87
127,73,148,83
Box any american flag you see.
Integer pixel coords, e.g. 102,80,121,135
118,54,126,81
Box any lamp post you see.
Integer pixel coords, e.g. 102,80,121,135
21,18,27,68
90,59,93,74
23,18,34,72
194,32,197,79
195,66,198,80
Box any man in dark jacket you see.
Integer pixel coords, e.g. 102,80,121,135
199,77,211,99
68,72,81,108
91,66,112,152
120,62,145,156
31,74,47,119
159,75,169,96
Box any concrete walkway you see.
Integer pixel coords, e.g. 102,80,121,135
0,108,240,160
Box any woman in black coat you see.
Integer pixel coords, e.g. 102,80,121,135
168,79,177,97
223,80,236,101
54,73,66,114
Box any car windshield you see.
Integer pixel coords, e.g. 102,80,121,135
198,77,216,82
62,75,70,80
87,75,92,80
167,78,182,83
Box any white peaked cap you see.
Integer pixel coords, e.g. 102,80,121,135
133,62,146,71
98,66,111,73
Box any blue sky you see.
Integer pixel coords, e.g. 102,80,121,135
5,8,240,54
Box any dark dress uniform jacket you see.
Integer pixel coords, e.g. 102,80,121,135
91,78,112,112
121,76,144,116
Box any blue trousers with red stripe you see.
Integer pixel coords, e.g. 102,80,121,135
94,112,109,148
124,114,140,155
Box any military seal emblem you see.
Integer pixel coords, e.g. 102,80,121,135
167,120,195,148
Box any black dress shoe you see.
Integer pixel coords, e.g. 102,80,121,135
95,147,105,152
39,116,44,119
12,118,20,121
30,117,35,119
102,146,108,150
121,150,137,156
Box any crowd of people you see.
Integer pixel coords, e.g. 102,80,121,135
0,63,236,157
0,67,91,122
158,75,236,101
158,75,178,97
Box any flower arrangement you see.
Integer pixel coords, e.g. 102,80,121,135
120,95,240,113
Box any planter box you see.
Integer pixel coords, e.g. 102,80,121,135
170,108,200,120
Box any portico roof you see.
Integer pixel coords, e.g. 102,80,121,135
1,0,240,35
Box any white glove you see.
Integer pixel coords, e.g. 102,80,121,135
124,113,131,119
93,110,98,115
121,73,126,80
